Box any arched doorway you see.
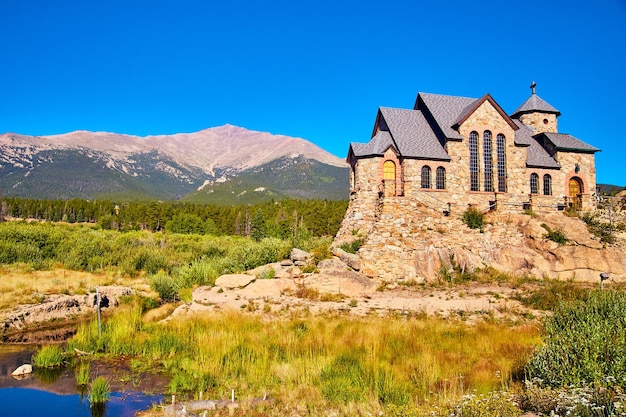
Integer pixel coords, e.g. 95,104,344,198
383,160,396,197
569,177,583,210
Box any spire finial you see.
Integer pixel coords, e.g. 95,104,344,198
530,81,537,95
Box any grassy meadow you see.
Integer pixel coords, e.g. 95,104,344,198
3,220,626,415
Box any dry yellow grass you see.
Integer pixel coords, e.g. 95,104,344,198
0,265,151,313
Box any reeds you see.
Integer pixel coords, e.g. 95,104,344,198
33,344,65,368
89,376,111,405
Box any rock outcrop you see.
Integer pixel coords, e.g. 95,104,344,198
343,197,626,283
1,286,134,334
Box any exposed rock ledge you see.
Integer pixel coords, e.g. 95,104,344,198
354,212,626,283
1,286,133,335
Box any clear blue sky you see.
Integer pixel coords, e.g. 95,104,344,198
1,0,625,185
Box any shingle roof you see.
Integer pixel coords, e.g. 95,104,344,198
379,107,450,160
512,119,534,146
417,93,478,140
349,130,395,157
540,132,600,153
513,120,560,168
511,94,561,118
526,139,561,169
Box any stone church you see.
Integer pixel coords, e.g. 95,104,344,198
338,84,600,241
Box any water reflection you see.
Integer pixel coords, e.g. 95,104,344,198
0,346,164,417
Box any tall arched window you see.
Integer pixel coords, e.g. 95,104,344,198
421,165,431,189
483,131,493,192
496,134,507,192
436,166,446,190
530,173,539,194
383,160,396,197
469,131,479,191
543,174,552,195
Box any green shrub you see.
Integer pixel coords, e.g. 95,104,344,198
526,290,626,388
340,238,364,254
462,208,484,230
149,271,180,302
540,223,568,245
582,212,616,243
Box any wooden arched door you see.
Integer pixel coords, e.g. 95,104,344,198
569,177,583,210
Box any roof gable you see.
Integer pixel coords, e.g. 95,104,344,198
453,94,519,131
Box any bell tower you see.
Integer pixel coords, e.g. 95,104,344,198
510,82,561,134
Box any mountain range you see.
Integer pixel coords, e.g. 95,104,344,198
0,125,350,204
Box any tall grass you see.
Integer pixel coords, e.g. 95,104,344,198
68,305,539,410
89,376,111,405
33,344,65,368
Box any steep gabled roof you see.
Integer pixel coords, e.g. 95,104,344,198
416,93,478,140
537,132,600,153
511,93,561,118
379,107,450,160
453,93,519,131
349,130,396,158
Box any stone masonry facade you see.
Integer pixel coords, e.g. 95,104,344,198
336,88,601,281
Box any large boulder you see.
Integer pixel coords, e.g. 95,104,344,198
215,274,255,290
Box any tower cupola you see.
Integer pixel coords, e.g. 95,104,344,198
511,82,561,134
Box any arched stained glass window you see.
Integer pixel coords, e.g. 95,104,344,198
543,174,552,195
469,131,479,191
383,160,395,181
421,165,431,189
436,166,446,190
496,134,507,192
530,173,539,194
483,131,493,192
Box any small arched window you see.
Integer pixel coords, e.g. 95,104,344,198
421,165,431,189
436,167,446,190
469,131,479,191
543,174,552,195
530,173,539,194
383,160,395,181
483,131,493,192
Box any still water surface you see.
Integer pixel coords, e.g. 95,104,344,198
0,345,163,417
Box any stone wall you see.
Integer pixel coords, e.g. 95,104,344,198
519,112,558,134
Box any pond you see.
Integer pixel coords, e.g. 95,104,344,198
0,345,165,417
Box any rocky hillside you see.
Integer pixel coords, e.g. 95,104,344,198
0,125,349,203
336,199,626,283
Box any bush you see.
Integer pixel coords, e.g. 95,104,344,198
149,271,180,302
340,238,363,254
462,208,484,230
526,290,626,388
582,212,616,243
540,223,568,245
